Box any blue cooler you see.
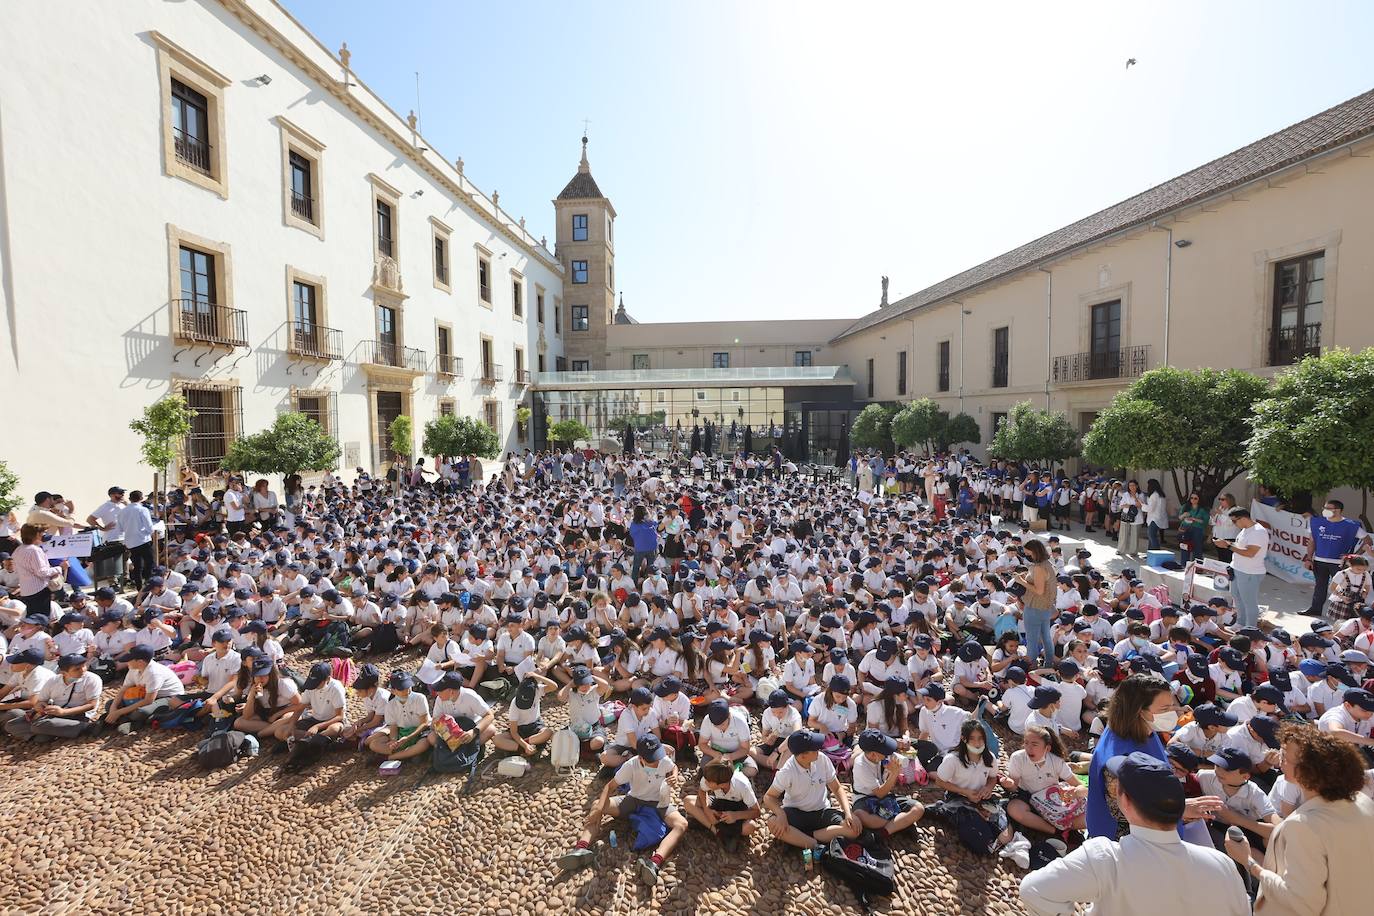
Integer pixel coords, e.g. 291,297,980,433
1146,549,1172,569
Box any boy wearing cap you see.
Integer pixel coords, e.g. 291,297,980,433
104,645,185,734
1225,684,1284,725
1199,747,1280,851
0,648,58,730
1169,703,1237,758
684,760,762,853
494,663,558,757
559,734,688,886
280,661,347,744
559,665,612,751
602,685,661,768
1020,752,1248,915
697,697,758,777
365,671,430,762
1318,688,1374,761
913,682,970,770
1221,715,1282,790
340,665,388,743
762,729,862,856
851,729,925,837
5,654,102,740
417,672,497,752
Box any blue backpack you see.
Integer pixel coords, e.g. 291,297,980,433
628,805,668,851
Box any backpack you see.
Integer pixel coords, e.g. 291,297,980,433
196,730,249,769
628,805,668,851
330,655,356,687
550,727,580,775
284,733,334,773
821,833,896,910
316,621,351,656
151,698,205,731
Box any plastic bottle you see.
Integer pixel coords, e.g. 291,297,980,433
801,847,813,871
608,830,618,849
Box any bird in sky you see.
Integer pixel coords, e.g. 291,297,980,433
1126,57,1137,69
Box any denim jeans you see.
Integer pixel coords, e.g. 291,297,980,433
1022,606,1055,668
1233,570,1264,628
630,550,657,582
1148,522,1162,550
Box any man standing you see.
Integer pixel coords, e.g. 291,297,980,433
117,491,155,589
1305,499,1370,617
1019,752,1248,915
1213,507,1269,629
86,486,128,585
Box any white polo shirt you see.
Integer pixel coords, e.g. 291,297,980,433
700,769,759,807
1198,769,1276,822
917,702,970,752
770,752,837,811
36,670,101,718
384,691,430,729
433,687,491,723
302,679,347,721
1319,703,1374,738
700,708,752,752
616,754,677,805
200,649,242,693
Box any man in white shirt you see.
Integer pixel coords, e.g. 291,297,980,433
117,491,156,588
1019,752,1249,916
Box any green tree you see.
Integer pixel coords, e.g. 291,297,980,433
389,415,414,463
1246,348,1374,521
1082,366,1268,505
423,415,500,459
940,412,981,450
891,399,944,452
0,460,21,516
850,403,899,453
129,394,196,504
990,401,1079,466
549,419,591,447
221,412,340,483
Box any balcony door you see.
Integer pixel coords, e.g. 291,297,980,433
293,281,318,354
1089,300,1121,379
376,391,403,465
1271,253,1323,365
377,304,398,366
179,245,216,338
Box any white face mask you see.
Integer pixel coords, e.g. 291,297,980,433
1151,709,1179,732
1322,509,1337,519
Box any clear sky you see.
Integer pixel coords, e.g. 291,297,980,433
283,0,1374,324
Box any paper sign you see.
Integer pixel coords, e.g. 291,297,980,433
1249,500,1316,584
42,533,94,559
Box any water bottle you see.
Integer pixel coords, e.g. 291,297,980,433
608,830,618,849
1226,826,1245,845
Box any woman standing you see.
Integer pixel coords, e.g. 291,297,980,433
13,525,61,618
1014,539,1057,669
1225,725,1374,914
1117,480,1146,558
1210,494,1240,562
1144,478,1169,551
1177,493,1210,564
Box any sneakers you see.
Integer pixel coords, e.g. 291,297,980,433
557,847,596,872
638,857,659,885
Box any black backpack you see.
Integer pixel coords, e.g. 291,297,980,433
196,730,249,769
821,832,896,910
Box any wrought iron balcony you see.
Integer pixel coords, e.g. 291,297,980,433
480,362,504,384
287,320,341,360
1269,323,1321,366
361,340,427,372
290,190,314,222
437,353,464,377
1052,345,1150,384
174,299,248,347
514,369,532,386
173,128,211,174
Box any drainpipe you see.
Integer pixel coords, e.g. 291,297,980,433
957,303,967,414
1039,267,1052,410
1153,221,1173,367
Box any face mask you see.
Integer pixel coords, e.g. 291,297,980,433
967,743,986,755
1322,509,1337,519
1131,637,1148,649
1151,710,1178,732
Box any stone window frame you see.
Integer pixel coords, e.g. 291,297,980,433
152,32,231,198
276,116,325,239
430,216,453,293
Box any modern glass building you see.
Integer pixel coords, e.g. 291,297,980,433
532,366,863,465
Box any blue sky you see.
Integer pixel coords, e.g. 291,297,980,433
283,0,1374,323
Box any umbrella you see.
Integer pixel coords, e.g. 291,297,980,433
797,411,810,464
690,425,701,455
743,424,753,456
623,423,635,455
836,417,850,468
704,422,714,456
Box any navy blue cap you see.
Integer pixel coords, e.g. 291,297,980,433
251,657,275,677
829,674,852,692
6,647,46,666
767,688,792,708
1248,714,1281,748
918,682,946,701
1193,703,1238,728
302,661,332,690
628,686,653,706
1343,688,1374,711
57,653,88,670
1003,666,1027,684
1106,751,1186,823
352,664,381,689
1028,685,1062,710
856,729,898,756
388,671,415,691
654,677,683,697
706,698,731,725
786,729,826,755
636,735,666,762
1207,747,1254,771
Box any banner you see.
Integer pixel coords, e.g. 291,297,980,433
1249,500,1315,584
42,532,94,559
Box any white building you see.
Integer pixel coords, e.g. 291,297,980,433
0,0,564,506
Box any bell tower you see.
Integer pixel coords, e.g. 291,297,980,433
554,136,616,370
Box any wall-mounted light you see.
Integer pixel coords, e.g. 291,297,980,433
254,74,272,85
1174,239,1192,248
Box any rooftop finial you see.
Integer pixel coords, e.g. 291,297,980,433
578,133,590,174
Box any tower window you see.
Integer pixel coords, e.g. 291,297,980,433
571,305,589,331
572,214,588,241
571,260,588,284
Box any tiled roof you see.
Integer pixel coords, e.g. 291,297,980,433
833,87,1374,342
557,171,604,200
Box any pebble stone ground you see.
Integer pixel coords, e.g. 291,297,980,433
6,520,1313,916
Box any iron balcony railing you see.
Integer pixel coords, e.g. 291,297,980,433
378,234,394,258
480,362,504,384
361,340,427,372
287,320,342,360
291,190,314,222
1269,322,1321,366
1052,344,1151,384
173,127,211,173
437,353,464,377
515,369,531,385
174,299,248,347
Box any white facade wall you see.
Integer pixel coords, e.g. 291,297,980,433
0,0,562,507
